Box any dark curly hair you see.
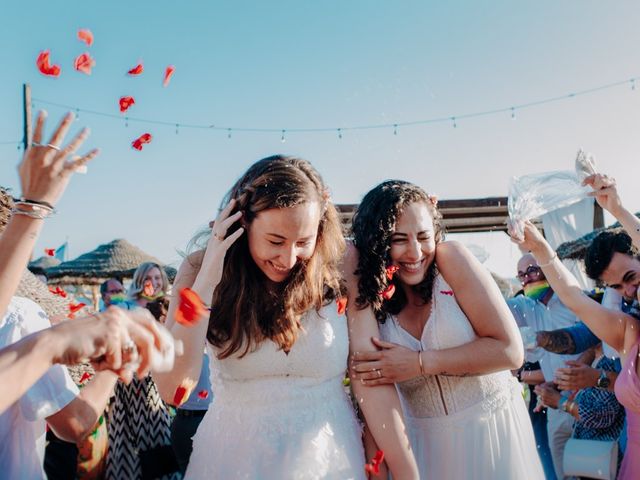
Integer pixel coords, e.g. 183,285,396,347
585,229,638,280
351,180,444,323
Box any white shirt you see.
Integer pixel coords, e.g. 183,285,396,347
508,293,582,381
0,297,78,480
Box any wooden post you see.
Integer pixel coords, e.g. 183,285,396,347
22,83,32,151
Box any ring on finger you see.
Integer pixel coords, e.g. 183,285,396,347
46,143,61,151
376,369,382,378
122,339,137,355
213,232,224,241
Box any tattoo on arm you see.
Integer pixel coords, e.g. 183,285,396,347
536,330,576,354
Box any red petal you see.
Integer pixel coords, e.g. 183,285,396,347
119,96,135,113
381,284,396,301
162,65,175,87
440,290,454,296
385,265,399,280
74,52,95,75
77,29,94,46
336,297,347,315
175,288,207,326
127,63,144,75
69,302,86,314
45,248,55,256
173,385,189,406
372,450,385,465
143,280,155,297
36,50,61,77
131,133,152,151
197,390,209,400
79,372,91,383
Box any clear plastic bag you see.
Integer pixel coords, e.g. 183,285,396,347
508,149,597,240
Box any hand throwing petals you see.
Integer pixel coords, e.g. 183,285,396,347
162,65,175,87
77,29,94,46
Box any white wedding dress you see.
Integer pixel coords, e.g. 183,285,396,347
379,275,544,479
185,304,366,480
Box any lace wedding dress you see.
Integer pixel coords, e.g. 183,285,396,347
185,304,366,479
379,275,545,479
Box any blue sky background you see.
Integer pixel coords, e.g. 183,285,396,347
1,1,639,277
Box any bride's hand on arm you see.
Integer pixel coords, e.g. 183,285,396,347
155,199,243,402
351,337,421,385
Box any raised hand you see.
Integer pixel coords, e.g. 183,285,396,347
18,111,99,207
555,360,600,391
192,198,244,300
583,173,622,216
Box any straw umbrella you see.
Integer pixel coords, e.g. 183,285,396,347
46,239,176,310
28,255,61,270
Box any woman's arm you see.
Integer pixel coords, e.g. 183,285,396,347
420,241,524,376
584,173,640,248
516,221,638,353
344,245,419,480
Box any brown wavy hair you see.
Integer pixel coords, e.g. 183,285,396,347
351,180,444,323
203,155,345,358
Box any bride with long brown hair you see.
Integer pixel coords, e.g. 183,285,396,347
156,155,370,479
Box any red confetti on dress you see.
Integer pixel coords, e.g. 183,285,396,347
131,133,152,151
440,290,454,296
36,50,61,77
175,288,207,327
127,63,143,75
74,52,95,75
364,449,385,476
162,65,175,87
336,297,347,315
381,284,396,301
119,96,135,113
77,29,94,46
197,390,209,400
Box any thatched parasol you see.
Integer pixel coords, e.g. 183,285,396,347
46,239,176,286
557,212,640,260
29,255,61,271
15,269,76,320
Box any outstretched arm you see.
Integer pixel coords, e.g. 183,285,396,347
514,221,638,354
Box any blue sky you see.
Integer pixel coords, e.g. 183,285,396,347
1,1,639,277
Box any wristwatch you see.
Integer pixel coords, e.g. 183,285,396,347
596,369,610,389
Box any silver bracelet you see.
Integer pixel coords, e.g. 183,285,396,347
537,253,558,268
11,208,49,220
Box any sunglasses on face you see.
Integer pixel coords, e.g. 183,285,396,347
517,265,543,283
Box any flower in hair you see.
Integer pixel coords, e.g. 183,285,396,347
336,297,348,315
364,450,385,476
385,265,399,280
175,288,207,326
381,284,396,301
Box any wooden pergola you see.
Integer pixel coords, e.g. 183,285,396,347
336,197,604,234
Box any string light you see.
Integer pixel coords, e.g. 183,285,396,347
281,129,286,143
29,74,640,140
124,116,129,128
175,123,180,135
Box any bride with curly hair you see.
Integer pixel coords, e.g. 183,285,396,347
346,180,544,479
